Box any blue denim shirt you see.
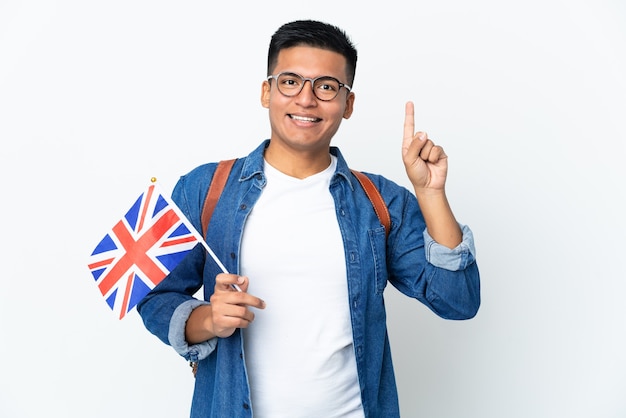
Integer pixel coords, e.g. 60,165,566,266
138,140,480,418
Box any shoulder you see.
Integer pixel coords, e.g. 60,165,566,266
353,171,409,197
179,162,219,185
170,163,219,212
353,171,420,220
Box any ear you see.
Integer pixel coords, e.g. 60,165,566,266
343,92,355,119
261,80,271,108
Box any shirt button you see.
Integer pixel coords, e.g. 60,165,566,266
240,204,247,210
230,252,236,259
242,403,250,410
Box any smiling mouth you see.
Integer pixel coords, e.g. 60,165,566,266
289,114,321,123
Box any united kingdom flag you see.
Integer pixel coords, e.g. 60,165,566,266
88,182,201,319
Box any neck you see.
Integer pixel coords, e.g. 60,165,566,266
264,142,331,179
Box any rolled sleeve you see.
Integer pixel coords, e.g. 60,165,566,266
168,299,218,362
424,223,476,271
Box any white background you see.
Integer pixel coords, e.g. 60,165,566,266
1,1,625,417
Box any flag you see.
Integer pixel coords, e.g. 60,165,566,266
87,182,201,319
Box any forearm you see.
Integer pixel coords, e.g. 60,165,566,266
185,304,217,344
414,189,461,249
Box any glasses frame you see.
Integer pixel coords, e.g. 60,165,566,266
267,72,352,101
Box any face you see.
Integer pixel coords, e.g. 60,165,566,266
261,46,355,155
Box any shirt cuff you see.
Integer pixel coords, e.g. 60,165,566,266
423,223,476,271
168,299,218,362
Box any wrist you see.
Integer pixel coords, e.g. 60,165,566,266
414,187,447,201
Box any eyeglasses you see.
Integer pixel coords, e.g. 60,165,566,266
267,72,352,101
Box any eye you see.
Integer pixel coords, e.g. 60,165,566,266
278,73,302,90
316,78,339,92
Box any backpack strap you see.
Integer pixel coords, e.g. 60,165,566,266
201,158,236,238
350,170,391,238
200,160,391,240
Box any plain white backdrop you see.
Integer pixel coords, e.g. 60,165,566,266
1,1,625,417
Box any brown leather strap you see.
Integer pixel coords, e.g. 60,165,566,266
201,159,236,238
351,170,391,237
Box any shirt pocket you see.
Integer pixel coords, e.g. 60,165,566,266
368,226,388,295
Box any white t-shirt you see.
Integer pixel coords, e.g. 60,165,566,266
240,156,365,418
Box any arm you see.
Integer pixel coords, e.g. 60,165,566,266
393,101,479,319
138,173,264,359
387,192,480,319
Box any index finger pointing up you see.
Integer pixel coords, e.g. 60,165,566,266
404,101,415,141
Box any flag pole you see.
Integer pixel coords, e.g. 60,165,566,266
196,239,243,292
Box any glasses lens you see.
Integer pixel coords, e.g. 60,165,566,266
313,77,341,101
276,73,304,96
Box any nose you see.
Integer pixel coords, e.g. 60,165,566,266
296,79,317,105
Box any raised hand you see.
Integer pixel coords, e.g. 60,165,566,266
402,101,448,192
401,101,462,248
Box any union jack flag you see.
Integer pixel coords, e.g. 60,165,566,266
88,183,201,319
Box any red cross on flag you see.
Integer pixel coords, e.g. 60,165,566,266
87,182,203,319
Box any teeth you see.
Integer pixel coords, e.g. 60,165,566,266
291,115,318,122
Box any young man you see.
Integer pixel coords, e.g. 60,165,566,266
138,19,480,418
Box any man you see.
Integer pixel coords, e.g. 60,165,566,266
138,19,480,418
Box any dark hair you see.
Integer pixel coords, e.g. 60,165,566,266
267,20,358,86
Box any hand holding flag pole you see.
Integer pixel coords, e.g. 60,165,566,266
88,177,240,320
